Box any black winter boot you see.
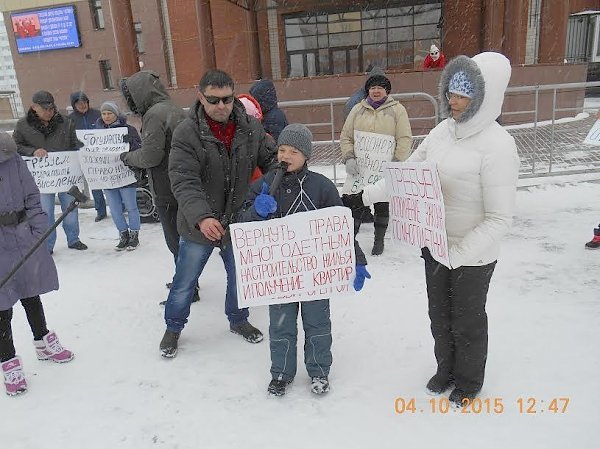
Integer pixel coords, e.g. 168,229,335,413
267,378,292,396
372,225,387,255
585,227,600,249
115,230,129,251
372,203,389,255
449,388,479,408
310,376,330,395
159,330,180,358
426,373,454,395
127,230,139,250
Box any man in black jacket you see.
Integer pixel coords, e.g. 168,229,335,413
159,69,278,358
13,90,87,253
119,71,200,303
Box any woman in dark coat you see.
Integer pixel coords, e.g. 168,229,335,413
0,133,73,396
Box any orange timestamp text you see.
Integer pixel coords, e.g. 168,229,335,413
394,397,570,414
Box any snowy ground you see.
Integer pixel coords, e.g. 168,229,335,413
3,181,599,449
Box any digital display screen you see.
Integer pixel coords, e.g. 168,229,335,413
11,5,81,54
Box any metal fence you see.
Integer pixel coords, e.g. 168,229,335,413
279,81,600,184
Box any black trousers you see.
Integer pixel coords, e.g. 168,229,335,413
0,296,49,362
352,202,389,234
156,203,180,261
421,248,496,393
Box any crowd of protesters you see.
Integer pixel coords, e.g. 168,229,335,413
1,49,523,408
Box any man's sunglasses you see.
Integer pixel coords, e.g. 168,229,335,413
204,94,235,105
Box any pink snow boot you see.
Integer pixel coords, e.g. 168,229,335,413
34,331,74,363
2,356,27,396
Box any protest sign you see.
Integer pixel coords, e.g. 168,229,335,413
342,130,396,194
584,119,600,146
77,128,136,189
230,207,356,307
383,161,449,267
24,151,85,194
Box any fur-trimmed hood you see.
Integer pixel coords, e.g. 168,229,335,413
439,52,511,139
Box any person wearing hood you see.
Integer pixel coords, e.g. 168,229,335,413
69,91,106,222
343,52,520,407
118,72,200,303
95,101,142,251
423,44,446,71
12,90,87,253
249,79,288,141
239,124,370,397
160,69,278,358
0,132,74,396
238,93,275,183
340,72,413,255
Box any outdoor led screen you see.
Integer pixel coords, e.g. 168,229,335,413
11,5,81,54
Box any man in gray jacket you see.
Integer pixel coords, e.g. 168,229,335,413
119,71,199,303
13,90,86,253
159,69,278,358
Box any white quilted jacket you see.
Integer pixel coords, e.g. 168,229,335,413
363,52,520,268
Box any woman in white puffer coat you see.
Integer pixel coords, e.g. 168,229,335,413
343,52,520,406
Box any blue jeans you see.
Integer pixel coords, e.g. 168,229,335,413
104,187,141,233
92,189,106,216
164,239,248,332
39,192,80,251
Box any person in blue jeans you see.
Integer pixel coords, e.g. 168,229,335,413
12,90,87,253
69,91,106,222
95,102,142,250
38,192,82,252
159,69,278,358
239,124,371,396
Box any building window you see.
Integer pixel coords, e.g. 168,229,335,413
134,22,145,54
99,59,114,89
284,1,442,77
90,0,105,30
566,14,595,63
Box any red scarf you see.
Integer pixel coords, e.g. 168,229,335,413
205,112,236,151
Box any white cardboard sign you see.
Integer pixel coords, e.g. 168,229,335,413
383,161,450,267
584,119,600,146
23,151,85,194
76,128,136,189
343,130,395,194
230,207,356,307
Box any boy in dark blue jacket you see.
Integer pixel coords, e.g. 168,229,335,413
240,124,371,396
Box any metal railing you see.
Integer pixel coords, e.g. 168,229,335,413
503,81,600,176
278,92,439,184
277,81,600,183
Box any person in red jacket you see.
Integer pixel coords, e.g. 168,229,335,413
239,93,271,183
423,44,446,71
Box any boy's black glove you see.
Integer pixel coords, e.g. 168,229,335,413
342,193,365,210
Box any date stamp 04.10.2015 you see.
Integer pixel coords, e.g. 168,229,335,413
394,397,570,415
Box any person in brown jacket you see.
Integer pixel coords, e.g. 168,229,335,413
340,73,412,255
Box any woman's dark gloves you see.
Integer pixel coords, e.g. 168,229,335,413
342,193,365,210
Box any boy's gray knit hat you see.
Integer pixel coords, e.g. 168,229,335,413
277,123,313,159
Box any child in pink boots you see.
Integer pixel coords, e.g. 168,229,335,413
0,132,73,396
